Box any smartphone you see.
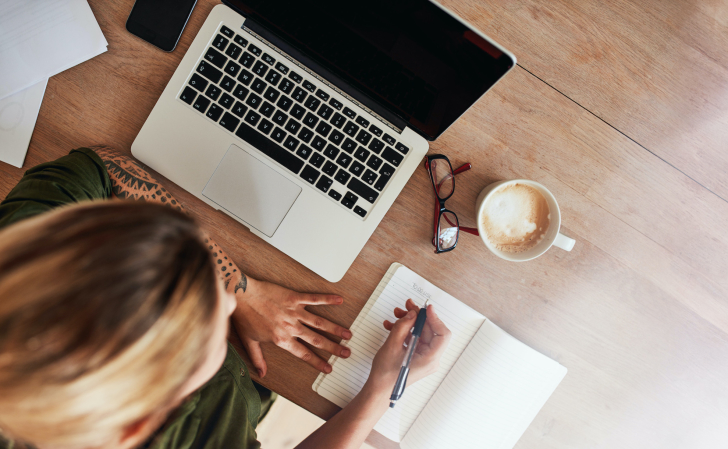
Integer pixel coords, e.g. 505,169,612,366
126,0,197,52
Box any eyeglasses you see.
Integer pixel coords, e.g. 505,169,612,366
424,154,480,253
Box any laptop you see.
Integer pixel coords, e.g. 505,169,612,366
132,0,515,282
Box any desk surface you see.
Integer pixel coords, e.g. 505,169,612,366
1,1,727,448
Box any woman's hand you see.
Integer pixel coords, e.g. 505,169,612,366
366,299,452,395
231,278,352,377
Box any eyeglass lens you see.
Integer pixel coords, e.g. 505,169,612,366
431,158,454,199
438,211,459,250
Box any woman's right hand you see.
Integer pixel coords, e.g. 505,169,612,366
366,299,452,395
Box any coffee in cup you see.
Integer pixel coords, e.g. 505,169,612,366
480,183,550,253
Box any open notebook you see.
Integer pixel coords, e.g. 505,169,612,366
312,263,567,449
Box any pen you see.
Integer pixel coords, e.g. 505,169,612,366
389,301,428,408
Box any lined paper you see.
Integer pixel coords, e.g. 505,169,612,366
402,320,567,449
313,263,485,442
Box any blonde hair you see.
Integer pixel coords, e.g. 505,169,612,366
0,201,219,448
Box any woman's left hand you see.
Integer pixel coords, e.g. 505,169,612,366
231,278,352,377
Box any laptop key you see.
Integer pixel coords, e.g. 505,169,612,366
232,101,247,118
328,189,342,201
257,119,274,135
245,93,261,109
189,73,208,91
225,43,242,60
224,60,241,77
329,98,343,110
328,130,344,146
205,85,221,101
276,96,293,112
349,161,365,177
234,35,248,47
206,103,223,122
196,61,222,83
355,116,369,128
368,138,384,154
204,47,227,68
304,96,321,111
235,123,304,174
248,44,262,56
180,86,196,104
348,178,379,203
369,124,382,137
323,144,339,160
383,133,396,146
289,71,303,83
322,161,337,176
302,80,316,93
244,110,261,126
315,175,332,193
395,142,410,154
240,52,255,68
303,112,319,129
219,93,235,109
259,101,275,118
343,121,359,137
237,69,253,85
341,138,357,154
290,104,306,120
219,112,240,132
353,206,367,217
300,165,319,184
232,83,250,100
252,61,268,77
249,78,265,94
315,122,332,137
220,76,236,92
262,53,276,65
310,152,325,168
343,107,356,119
265,70,281,86
381,146,403,167
315,89,329,101
220,26,234,38
336,153,352,169
366,155,383,171
374,165,393,191
212,34,229,51
317,104,333,120
193,96,211,113
283,135,299,151
296,144,312,160
311,135,326,151
335,169,351,185
279,79,294,94
285,119,301,134
275,62,289,74
381,162,395,177
264,86,280,102
292,87,308,103
361,169,378,185
272,110,288,126
354,146,370,162
331,112,346,129
341,192,357,209
355,129,372,145
297,127,313,143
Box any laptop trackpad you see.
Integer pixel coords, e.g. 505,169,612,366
202,144,301,237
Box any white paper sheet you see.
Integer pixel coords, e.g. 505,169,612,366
0,79,48,168
0,0,108,100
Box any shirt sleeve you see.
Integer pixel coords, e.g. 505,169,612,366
0,148,112,229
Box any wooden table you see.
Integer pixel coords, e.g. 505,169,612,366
2,1,727,448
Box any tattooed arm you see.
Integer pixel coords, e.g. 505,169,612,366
90,146,352,377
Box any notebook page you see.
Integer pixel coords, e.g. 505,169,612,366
313,264,485,442
402,320,567,449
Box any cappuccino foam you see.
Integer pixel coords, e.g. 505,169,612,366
481,183,550,253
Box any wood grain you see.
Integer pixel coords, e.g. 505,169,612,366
1,1,727,448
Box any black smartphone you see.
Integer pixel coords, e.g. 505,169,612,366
126,0,197,52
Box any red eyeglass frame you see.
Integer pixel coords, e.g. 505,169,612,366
424,155,479,253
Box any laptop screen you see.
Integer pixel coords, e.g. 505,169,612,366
224,0,515,140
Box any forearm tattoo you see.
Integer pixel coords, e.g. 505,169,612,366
91,145,248,295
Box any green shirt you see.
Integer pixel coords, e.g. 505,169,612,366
0,149,270,448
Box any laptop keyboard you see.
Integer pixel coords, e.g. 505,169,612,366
178,25,411,219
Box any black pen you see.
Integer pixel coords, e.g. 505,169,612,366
389,301,428,408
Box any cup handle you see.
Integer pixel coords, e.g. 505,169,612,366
553,233,575,251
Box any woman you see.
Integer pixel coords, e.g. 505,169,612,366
0,147,451,448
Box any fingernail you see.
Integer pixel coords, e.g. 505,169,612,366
324,364,332,374
343,330,353,339
336,296,344,304
341,348,351,358
258,369,265,377
407,310,416,318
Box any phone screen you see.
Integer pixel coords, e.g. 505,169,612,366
126,0,197,51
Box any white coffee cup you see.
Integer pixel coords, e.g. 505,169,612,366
475,179,575,261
